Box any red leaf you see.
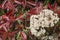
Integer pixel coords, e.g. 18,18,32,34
22,0,27,8
9,15,15,21
0,21,10,32
2,15,9,21
2,0,7,9
6,10,15,21
5,0,14,9
2,32,7,40
48,3,53,10
28,8,39,15
2,0,15,10
28,8,37,15
6,10,14,16
11,0,15,2
53,1,57,12
16,14,23,20
14,0,36,8
20,31,27,40
14,0,22,5
0,29,5,34
8,30,18,37
54,1,57,9
0,4,2,8
28,2,43,15
27,1,36,6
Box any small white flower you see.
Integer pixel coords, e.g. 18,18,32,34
30,28,37,36
36,29,46,37
30,28,46,37
30,9,60,37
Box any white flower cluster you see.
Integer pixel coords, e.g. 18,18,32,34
41,36,58,40
30,9,60,37
30,28,46,37
39,9,59,27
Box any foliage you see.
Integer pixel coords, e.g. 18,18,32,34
0,0,60,40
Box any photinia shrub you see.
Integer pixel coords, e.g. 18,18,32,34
0,0,60,40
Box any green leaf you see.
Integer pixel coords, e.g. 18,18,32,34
15,32,21,40
44,0,50,6
0,9,4,16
